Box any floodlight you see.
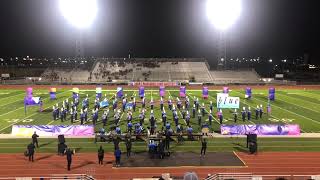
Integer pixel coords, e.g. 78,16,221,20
206,0,242,30
59,0,98,29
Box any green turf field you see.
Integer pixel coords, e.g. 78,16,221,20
1,88,320,134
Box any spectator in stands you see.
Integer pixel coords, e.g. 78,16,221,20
27,142,36,162
98,145,104,165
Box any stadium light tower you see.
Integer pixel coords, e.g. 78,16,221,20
59,0,98,59
206,0,241,69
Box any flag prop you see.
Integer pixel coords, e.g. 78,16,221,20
139,86,145,98
159,86,165,97
24,87,42,115
49,87,57,100
72,87,79,100
223,87,229,94
179,86,186,98
117,87,123,98
96,86,102,98
269,87,275,101
245,87,252,99
202,86,208,99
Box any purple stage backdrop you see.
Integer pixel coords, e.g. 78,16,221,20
12,125,94,137
220,124,300,135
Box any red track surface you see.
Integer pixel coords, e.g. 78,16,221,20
0,152,319,179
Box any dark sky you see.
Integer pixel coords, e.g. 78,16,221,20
0,0,319,65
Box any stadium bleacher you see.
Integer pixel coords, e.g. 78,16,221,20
1,57,264,84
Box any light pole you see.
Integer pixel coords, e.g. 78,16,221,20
206,0,241,70
59,0,98,59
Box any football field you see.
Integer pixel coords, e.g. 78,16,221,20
1,86,320,134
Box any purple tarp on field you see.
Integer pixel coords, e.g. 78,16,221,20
12,125,94,136
220,124,300,135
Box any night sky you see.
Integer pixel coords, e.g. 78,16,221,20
0,0,319,65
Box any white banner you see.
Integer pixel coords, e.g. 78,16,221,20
217,93,240,109
1,74,10,78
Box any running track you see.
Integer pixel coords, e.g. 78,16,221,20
0,152,319,179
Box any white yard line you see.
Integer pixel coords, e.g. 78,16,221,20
0,92,25,101
0,98,24,107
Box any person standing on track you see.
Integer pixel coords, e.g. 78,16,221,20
125,136,132,157
27,142,36,162
32,131,39,148
200,136,207,157
65,148,75,171
98,145,104,165
114,148,122,167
